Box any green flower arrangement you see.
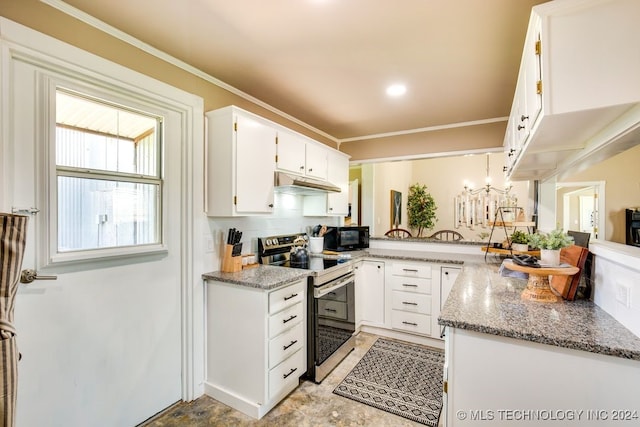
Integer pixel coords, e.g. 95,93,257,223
528,229,574,250
407,183,437,237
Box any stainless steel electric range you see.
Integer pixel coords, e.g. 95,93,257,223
258,233,356,383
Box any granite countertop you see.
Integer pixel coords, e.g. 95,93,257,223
202,249,478,290
438,262,640,361
202,265,312,290
364,248,485,265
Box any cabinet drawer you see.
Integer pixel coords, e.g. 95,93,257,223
391,291,431,315
269,321,304,369
320,285,347,302
391,310,431,336
269,280,305,315
269,348,305,400
317,299,347,320
392,262,431,279
389,275,431,294
269,302,304,339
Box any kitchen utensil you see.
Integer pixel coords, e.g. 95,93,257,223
290,236,309,269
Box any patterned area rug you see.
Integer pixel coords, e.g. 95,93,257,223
333,338,444,426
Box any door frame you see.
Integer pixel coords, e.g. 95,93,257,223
556,181,605,240
0,17,205,403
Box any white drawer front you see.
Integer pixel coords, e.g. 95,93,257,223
269,321,304,369
269,348,305,399
269,302,304,339
389,275,431,294
391,291,431,314
392,262,431,279
317,299,347,320
391,310,431,336
269,280,305,315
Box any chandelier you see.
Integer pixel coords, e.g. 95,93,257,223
454,153,516,229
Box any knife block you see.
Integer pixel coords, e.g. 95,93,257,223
221,244,242,273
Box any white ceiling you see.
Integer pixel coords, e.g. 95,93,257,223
60,0,547,145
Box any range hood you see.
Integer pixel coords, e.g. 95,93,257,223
274,171,341,195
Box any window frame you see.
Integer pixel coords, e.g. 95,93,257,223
45,79,169,266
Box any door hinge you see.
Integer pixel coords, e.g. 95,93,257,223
233,196,237,205
536,80,543,95
443,380,448,393
234,122,237,132
535,40,541,56
275,154,279,163
275,136,278,144
594,193,598,199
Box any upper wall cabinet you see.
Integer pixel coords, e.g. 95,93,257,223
206,105,350,217
505,0,640,181
276,129,328,181
205,106,277,216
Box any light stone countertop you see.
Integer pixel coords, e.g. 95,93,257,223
202,264,312,290
438,261,640,361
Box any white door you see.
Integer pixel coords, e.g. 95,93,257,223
2,37,184,426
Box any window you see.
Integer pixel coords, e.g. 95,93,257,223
55,89,163,254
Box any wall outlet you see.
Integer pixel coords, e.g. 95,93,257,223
615,283,631,308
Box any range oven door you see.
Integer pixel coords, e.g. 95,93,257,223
311,272,356,382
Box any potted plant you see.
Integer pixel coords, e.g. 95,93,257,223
528,229,574,266
510,230,529,252
407,183,437,237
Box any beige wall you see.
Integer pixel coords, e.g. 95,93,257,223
364,152,529,241
559,143,640,243
341,121,506,162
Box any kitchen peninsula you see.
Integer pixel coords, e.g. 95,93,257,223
438,262,640,426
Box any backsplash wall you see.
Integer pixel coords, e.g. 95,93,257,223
206,193,343,267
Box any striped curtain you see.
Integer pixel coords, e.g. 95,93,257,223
0,214,28,427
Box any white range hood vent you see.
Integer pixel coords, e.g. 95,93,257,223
274,171,341,195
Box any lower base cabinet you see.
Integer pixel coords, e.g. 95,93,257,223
204,279,306,419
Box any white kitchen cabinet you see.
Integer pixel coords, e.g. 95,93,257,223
275,129,306,175
303,149,350,216
205,279,306,419
388,261,436,337
506,0,640,181
205,106,276,216
304,141,328,181
440,266,461,309
355,260,385,328
326,150,350,215
276,128,329,182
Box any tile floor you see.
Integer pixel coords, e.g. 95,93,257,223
141,332,439,426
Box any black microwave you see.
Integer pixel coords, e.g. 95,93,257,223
323,226,369,252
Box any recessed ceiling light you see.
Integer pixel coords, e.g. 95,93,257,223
386,83,407,97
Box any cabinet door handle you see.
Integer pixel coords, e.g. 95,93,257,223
402,301,418,306
283,340,298,350
402,283,418,288
402,268,418,272
444,271,449,276
284,293,298,301
283,367,298,379
402,321,418,326
324,308,337,313
300,165,304,170
517,124,526,130
283,315,297,324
